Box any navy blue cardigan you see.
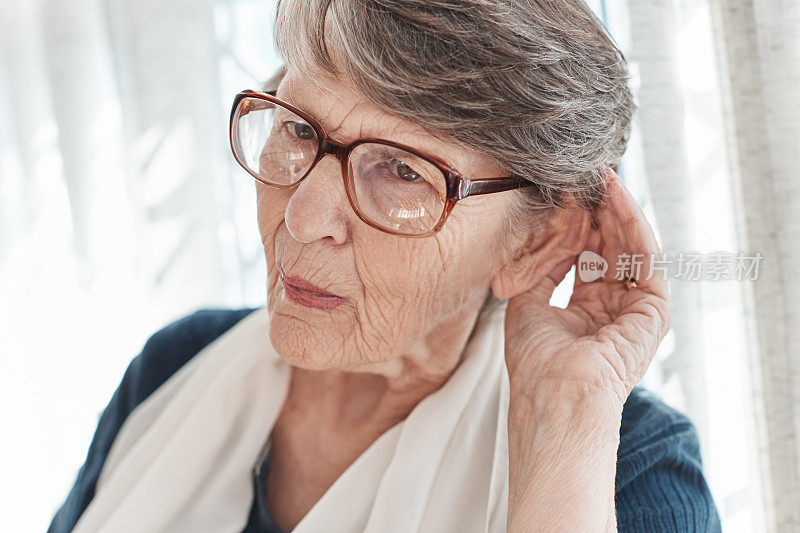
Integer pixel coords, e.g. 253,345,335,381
48,308,722,532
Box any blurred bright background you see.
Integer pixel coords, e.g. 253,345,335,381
1,0,799,531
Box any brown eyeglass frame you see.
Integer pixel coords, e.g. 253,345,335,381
229,89,537,238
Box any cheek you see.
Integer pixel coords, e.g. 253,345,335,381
262,190,506,368
256,183,290,245
256,183,292,313
350,215,488,340
338,235,439,363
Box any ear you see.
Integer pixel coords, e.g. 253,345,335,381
490,207,591,300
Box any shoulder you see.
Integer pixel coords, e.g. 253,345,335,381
129,307,259,403
47,307,258,533
615,386,722,532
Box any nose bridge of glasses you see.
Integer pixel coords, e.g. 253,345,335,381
319,137,350,162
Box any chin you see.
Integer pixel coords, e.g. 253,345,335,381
268,313,346,370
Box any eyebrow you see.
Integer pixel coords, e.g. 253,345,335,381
275,81,455,163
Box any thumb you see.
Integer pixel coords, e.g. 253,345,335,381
527,255,575,306
506,254,575,334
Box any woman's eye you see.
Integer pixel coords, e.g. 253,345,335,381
389,159,423,182
286,121,315,140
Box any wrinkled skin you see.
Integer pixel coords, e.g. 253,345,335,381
500,173,670,405
498,173,671,532
256,65,669,431
258,69,517,377
257,62,669,533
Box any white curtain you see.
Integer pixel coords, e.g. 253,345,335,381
0,0,797,532
709,0,800,530
609,0,800,531
0,0,278,530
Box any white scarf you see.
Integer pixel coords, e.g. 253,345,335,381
73,306,510,533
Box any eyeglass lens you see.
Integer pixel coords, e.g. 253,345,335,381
233,97,447,235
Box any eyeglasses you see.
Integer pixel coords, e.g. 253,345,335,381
229,89,536,237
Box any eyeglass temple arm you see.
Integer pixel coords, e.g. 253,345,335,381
234,89,279,118
459,177,538,199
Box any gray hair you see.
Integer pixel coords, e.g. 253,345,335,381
273,0,634,225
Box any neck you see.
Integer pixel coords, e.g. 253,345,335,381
263,301,486,531
279,301,484,437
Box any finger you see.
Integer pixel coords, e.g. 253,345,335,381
572,225,602,292
592,171,672,376
539,255,576,301
594,169,667,299
505,252,578,340
599,290,672,390
605,170,661,257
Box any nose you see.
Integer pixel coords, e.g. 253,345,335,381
284,155,350,245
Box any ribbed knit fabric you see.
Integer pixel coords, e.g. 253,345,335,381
48,308,721,532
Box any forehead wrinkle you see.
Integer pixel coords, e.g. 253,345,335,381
325,98,362,139
279,75,368,139
278,72,463,163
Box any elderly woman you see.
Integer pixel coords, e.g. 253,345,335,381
49,0,721,532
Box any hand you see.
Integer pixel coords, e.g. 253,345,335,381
503,169,670,406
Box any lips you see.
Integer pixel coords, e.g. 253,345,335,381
277,264,346,310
